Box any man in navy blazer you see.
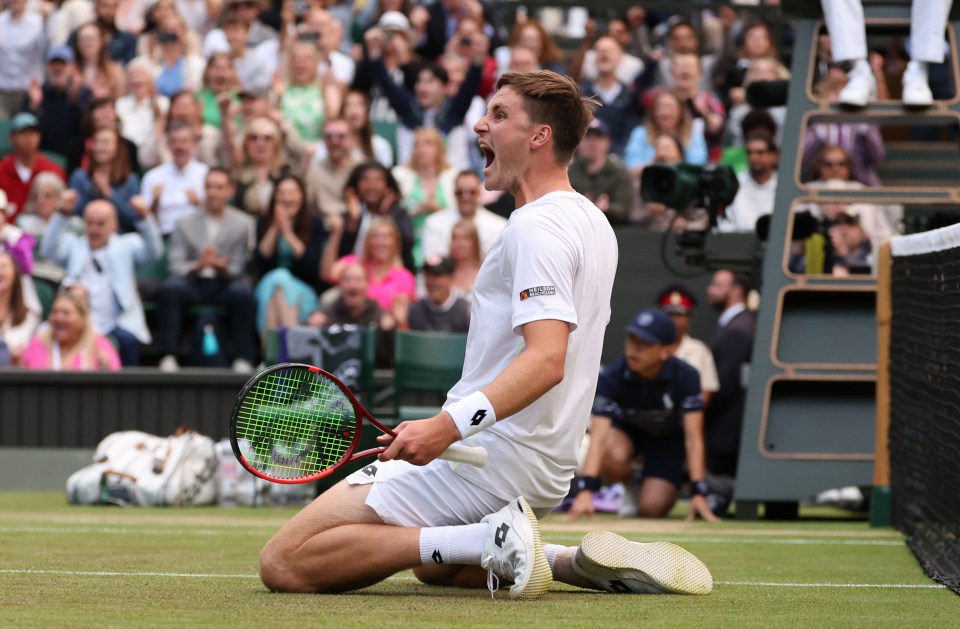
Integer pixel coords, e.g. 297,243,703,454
39,195,164,366
704,269,756,515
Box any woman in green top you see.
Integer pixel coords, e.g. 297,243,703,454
277,42,343,146
390,127,457,269
196,52,239,129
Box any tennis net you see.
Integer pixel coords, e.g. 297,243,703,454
887,224,960,595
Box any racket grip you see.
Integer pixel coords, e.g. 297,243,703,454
439,444,488,468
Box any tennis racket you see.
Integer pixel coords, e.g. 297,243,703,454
230,363,488,484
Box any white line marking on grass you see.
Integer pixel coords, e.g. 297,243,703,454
0,569,259,579
0,526,271,536
0,570,944,589
544,534,903,546
717,581,945,589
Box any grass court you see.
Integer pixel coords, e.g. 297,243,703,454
0,492,954,627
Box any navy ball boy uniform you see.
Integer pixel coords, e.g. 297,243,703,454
592,355,703,486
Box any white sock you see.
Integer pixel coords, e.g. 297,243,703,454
418,523,488,566
543,543,565,573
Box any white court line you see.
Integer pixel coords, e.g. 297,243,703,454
544,535,903,546
717,581,944,589
0,569,258,579
0,527,903,546
0,526,270,537
0,569,944,589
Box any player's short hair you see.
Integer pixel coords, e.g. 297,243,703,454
495,70,600,165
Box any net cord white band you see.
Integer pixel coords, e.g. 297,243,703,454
890,221,960,257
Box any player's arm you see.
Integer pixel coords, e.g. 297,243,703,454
565,414,612,521
682,410,721,523
377,318,569,464
479,318,569,418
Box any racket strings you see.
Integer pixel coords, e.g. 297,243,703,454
235,368,357,480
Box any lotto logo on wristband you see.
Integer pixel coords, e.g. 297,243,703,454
447,391,496,439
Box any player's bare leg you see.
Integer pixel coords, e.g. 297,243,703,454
261,484,551,599
260,481,421,593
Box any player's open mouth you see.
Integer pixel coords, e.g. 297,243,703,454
479,142,495,169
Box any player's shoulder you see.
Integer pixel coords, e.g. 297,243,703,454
511,191,609,232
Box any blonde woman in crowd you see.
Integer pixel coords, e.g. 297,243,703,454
233,117,292,216
195,52,239,128
624,90,708,176
322,214,415,326
448,219,481,302
392,127,456,267
277,41,343,147
21,286,121,371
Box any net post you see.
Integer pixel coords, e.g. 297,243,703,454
871,239,892,528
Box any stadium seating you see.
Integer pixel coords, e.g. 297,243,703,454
392,330,467,421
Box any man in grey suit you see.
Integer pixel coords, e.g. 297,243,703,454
156,168,257,372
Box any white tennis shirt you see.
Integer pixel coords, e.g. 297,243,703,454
444,190,619,507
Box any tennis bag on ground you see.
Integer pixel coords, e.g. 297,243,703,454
66,428,219,506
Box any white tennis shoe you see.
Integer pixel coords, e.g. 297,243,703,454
572,530,713,595
480,496,552,600
902,61,934,107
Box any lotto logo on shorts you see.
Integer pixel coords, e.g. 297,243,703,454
519,286,556,301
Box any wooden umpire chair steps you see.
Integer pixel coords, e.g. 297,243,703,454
733,1,960,521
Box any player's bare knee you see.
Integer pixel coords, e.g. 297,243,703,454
259,543,312,593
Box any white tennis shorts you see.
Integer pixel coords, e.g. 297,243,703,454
346,458,510,528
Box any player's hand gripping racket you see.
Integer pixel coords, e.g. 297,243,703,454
230,363,488,483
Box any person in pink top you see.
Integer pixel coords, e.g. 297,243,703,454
321,214,415,325
21,285,121,371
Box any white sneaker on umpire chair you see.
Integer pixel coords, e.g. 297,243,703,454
572,530,713,595
480,496,553,600
902,61,934,107
838,62,876,107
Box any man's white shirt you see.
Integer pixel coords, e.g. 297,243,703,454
422,206,507,260
444,191,618,507
141,160,209,235
717,171,777,233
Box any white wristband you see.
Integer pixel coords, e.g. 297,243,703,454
444,391,497,439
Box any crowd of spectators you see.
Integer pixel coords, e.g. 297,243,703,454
0,0,925,375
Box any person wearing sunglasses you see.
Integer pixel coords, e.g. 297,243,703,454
421,170,505,261
232,117,293,216
305,117,364,219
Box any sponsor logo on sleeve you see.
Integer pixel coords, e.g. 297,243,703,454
519,286,556,301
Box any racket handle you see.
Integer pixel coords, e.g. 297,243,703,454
439,444,488,468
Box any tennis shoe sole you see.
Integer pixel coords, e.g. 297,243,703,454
572,530,713,595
